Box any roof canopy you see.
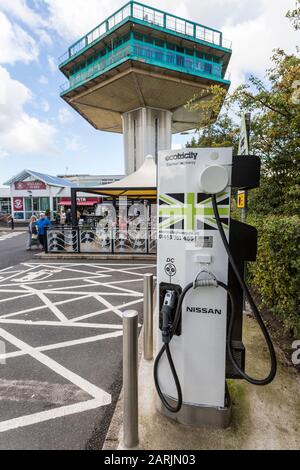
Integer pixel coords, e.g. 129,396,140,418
74,155,157,200
4,170,77,188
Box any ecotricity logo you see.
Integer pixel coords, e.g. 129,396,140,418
165,151,198,162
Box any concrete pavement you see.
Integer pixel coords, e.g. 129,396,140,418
106,313,300,450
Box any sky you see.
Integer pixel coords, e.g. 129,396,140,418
0,0,298,184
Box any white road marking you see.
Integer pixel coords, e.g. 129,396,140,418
34,263,112,277
85,277,143,295
0,232,23,242
12,269,62,283
0,293,33,303
0,330,123,361
0,266,38,283
0,379,90,404
74,297,143,322
0,318,123,329
22,286,68,322
0,398,104,433
0,274,110,287
0,294,91,319
0,261,154,433
0,327,111,432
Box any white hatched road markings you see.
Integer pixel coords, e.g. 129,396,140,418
0,261,155,433
0,232,24,242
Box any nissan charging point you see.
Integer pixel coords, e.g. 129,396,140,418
154,147,277,427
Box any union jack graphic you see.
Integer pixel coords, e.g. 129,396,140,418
159,192,230,231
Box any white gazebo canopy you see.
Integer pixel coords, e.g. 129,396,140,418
76,155,157,199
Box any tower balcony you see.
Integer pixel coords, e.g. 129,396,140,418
58,2,232,135
60,39,230,96
59,1,232,68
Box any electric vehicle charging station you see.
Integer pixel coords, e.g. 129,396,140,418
154,147,277,428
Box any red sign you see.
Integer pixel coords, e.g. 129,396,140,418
13,197,24,211
14,181,47,190
59,197,102,206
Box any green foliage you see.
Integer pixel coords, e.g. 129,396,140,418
286,0,300,30
185,85,228,127
231,50,300,217
185,6,300,335
187,50,300,217
248,215,300,336
186,114,240,154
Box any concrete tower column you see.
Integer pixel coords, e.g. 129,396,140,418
122,107,172,175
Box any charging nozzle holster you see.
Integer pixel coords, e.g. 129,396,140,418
159,282,182,342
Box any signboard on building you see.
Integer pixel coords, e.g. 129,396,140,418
14,181,47,190
59,197,101,206
13,197,24,211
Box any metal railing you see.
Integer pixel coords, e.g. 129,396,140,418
60,39,227,94
45,225,157,254
58,1,231,66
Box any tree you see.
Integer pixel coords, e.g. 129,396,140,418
186,5,300,335
286,0,300,30
186,48,300,216
186,114,240,154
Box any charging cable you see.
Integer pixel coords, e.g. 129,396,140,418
211,194,277,385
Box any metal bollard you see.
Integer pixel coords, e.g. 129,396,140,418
143,273,153,360
123,310,139,448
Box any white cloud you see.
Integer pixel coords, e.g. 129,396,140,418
58,107,74,124
47,55,57,73
41,99,50,112
44,0,115,41
64,135,82,151
36,28,53,46
0,11,39,64
0,0,47,29
222,0,299,89
39,74,48,85
0,66,57,155
172,143,183,150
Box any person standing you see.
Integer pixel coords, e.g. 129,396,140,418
65,208,72,224
37,212,50,249
26,215,38,251
60,210,66,225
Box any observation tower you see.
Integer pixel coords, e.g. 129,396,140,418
59,1,231,174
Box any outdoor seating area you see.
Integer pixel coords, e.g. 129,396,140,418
45,154,157,255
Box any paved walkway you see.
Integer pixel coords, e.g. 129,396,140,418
106,313,300,450
0,260,156,449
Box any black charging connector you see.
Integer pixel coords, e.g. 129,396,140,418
159,283,182,340
161,290,177,343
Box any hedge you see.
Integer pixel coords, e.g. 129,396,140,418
247,214,300,337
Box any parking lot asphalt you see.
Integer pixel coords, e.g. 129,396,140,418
0,231,36,270
0,260,156,449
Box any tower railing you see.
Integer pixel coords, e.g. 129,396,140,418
58,1,231,66
60,39,227,95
